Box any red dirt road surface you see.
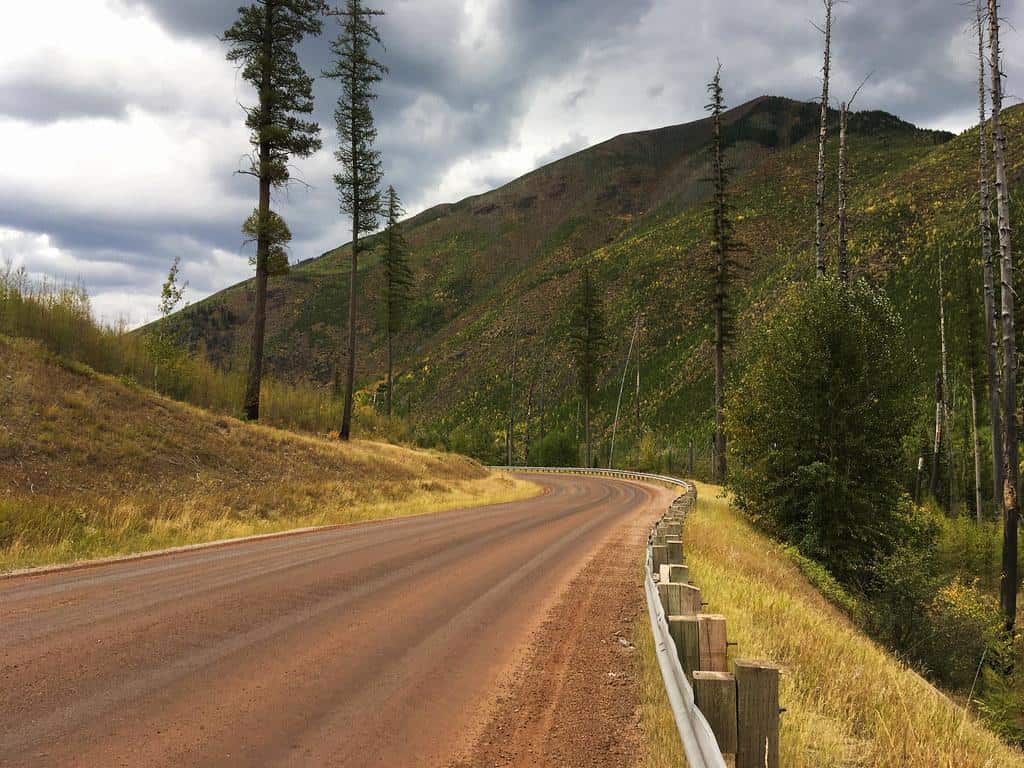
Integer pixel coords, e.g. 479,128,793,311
1,474,673,768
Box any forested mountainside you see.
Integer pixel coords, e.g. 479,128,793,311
161,94,988,465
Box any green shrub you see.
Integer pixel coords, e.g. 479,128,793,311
532,430,577,467
782,544,871,624
923,578,1009,689
726,277,917,587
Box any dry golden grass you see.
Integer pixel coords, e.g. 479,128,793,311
637,481,1024,768
0,336,538,572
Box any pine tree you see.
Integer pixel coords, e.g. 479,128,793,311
568,267,606,467
707,63,738,482
324,0,386,441
223,0,326,422
988,0,1019,632
381,185,413,417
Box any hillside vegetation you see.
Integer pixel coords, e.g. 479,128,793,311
0,334,534,572
637,484,1024,768
162,95,971,468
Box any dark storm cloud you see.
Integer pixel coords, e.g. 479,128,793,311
128,0,656,207
0,79,127,123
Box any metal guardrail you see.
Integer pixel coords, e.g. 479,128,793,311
495,466,728,768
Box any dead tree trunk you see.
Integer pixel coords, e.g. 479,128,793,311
814,0,834,277
837,101,850,281
972,367,985,522
930,369,944,500
989,0,1019,631
939,255,955,510
978,0,1004,515
507,321,519,467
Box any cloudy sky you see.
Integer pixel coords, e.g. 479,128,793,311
1,0,1020,326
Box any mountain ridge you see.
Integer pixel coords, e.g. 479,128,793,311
161,93,974,466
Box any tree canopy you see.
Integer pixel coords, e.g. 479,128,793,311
726,278,917,586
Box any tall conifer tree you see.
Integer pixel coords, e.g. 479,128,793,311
382,185,413,417
223,0,326,421
324,0,386,440
707,63,737,481
569,268,606,467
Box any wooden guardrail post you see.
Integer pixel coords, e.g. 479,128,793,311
658,582,684,615
693,671,738,757
659,563,688,583
735,661,780,768
697,614,729,673
667,615,700,681
665,538,683,564
679,583,702,614
651,543,668,573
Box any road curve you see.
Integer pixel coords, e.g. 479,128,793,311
0,473,665,768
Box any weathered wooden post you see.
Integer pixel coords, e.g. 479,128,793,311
735,661,780,768
658,582,684,615
697,614,729,673
665,538,683,564
661,564,688,583
651,543,668,573
693,671,738,757
667,615,701,681
679,583,702,614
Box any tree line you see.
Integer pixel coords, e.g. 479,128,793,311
223,0,410,441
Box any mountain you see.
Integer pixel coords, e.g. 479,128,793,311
164,94,988,465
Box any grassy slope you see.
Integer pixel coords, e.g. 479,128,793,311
637,483,1024,768
0,335,537,571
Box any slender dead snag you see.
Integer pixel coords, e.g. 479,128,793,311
507,319,519,467
609,314,641,469
938,254,956,510
989,0,1019,631
815,0,834,277
837,75,869,281
837,102,850,281
930,369,945,501
978,0,1004,515
971,365,985,522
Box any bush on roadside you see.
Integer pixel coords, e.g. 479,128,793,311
725,277,917,587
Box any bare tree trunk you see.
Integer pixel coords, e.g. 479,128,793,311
972,368,985,522
837,101,849,281
524,379,534,466
989,0,1019,631
714,312,727,481
340,228,359,440
506,322,518,466
939,255,955,510
385,328,393,417
930,370,944,500
609,315,640,469
815,0,834,277
978,0,1004,515
584,398,592,468
244,5,275,422
636,315,642,436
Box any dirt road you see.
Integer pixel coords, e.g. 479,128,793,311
0,474,671,768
